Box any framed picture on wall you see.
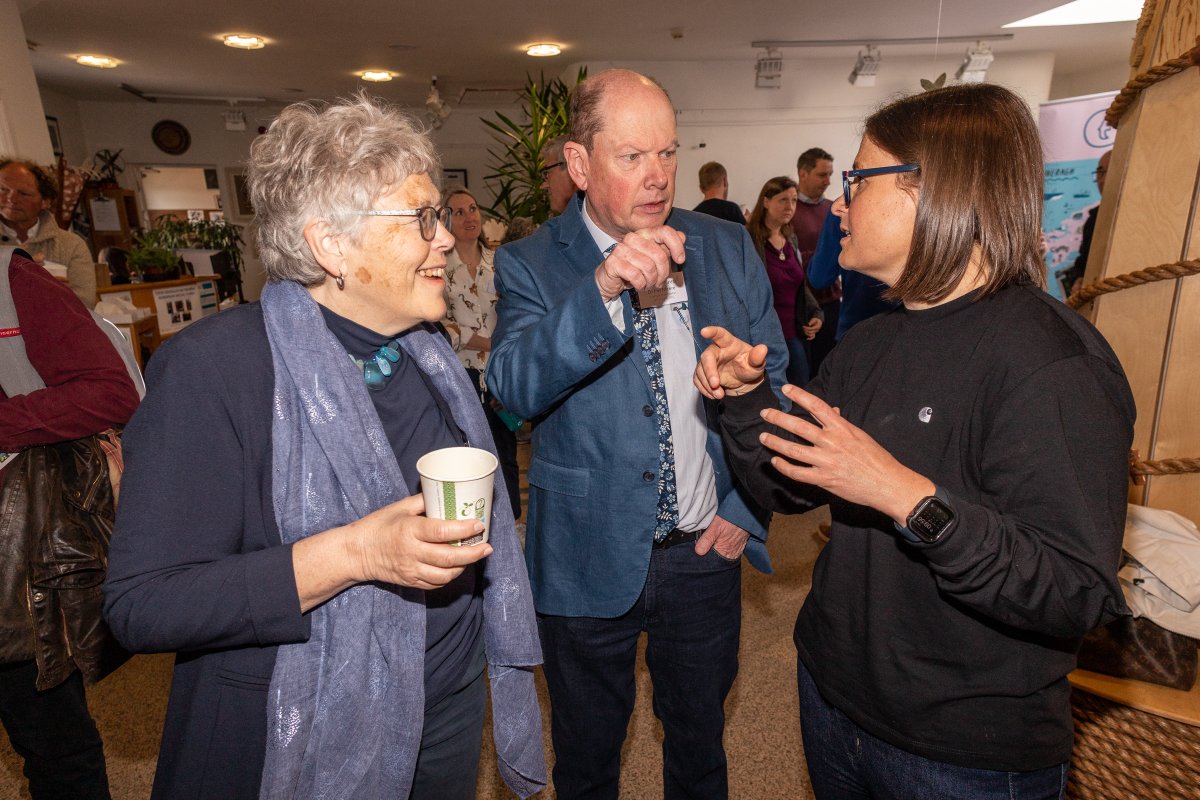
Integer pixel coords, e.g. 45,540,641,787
443,168,468,188
224,168,255,221
46,116,63,157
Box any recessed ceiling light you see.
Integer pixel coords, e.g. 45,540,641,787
359,70,395,82
1004,0,1141,28
223,33,267,50
75,54,120,68
526,43,562,57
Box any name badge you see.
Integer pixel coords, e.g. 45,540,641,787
632,272,689,309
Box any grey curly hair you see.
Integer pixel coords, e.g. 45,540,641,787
247,93,441,284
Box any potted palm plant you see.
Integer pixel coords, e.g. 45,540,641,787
482,69,585,224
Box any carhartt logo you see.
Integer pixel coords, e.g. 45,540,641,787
918,407,933,423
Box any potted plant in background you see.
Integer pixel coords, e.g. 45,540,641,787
136,215,246,300
482,69,586,225
127,241,183,282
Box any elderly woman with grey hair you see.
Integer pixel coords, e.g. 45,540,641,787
103,95,545,800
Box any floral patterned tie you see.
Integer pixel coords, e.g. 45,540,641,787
619,256,680,542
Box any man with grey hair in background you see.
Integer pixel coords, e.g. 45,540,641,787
489,69,787,799
540,134,576,215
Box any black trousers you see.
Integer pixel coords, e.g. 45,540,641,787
0,660,110,800
808,298,842,376
467,367,521,519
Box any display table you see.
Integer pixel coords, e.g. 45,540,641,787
1067,669,1200,799
98,276,220,344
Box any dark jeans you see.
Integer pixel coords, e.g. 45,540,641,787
539,543,742,800
0,661,110,800
410,659,487,800
467,367,520,518
796,659,1068,800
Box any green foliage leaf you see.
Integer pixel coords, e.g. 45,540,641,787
481,67,586,224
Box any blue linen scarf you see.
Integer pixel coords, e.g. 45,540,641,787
258,279,545,799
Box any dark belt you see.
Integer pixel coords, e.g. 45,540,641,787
652,528,701,550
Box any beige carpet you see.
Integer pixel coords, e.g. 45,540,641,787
0,445,824,799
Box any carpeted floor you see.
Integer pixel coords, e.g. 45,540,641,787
0,444,825,799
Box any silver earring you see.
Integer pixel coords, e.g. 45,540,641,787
335,273,345,291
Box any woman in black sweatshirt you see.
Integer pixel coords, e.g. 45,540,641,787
695,84,1134,800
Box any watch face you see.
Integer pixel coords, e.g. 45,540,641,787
910,497,954,542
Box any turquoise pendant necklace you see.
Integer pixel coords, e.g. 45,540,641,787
351,339,402,391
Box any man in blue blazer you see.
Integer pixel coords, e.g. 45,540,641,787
488,69,787,800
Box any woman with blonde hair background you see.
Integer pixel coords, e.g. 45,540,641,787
441,186,520,519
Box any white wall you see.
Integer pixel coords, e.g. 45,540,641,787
431,104,522,207
0,0,52,161
140,166,221,211
580,52,1055,210
38,86,88,165
1050,61,1130,101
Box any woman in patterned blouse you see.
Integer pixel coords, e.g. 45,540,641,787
441,187,521,518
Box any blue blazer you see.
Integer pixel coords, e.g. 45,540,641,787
488,196,788,617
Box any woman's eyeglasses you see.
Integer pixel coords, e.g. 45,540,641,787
539,161,566,179
842,164,920,206
358,206,453,241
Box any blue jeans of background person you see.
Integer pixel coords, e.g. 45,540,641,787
785,336,812,388
538,543,742,800
0,661,110,800
796,659,1068,800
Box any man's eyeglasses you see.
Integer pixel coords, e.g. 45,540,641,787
359,206,452,241
539,161,566,179
842,164,920,206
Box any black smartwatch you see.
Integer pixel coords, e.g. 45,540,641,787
895,487,955,544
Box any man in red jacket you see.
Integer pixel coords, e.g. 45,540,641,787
0,249,139,800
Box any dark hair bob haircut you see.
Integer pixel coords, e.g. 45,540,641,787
864,83,1046,304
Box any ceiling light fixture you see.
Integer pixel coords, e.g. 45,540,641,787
75,54,120,69
848,46,881,87
755,49,783,89
1004,0,1142,28
223,34,266,50
359,70,395,82
525,43,562,57
224,109,247,131
955,41,994,83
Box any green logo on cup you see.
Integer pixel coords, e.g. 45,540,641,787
442,482,456,519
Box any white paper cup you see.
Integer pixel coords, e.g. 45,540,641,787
416,446,498,546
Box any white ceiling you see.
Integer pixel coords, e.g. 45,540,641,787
21,0,1138,108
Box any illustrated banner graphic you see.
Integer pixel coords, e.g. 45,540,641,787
1039,91,1117,300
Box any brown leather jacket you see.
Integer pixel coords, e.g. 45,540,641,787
0,435,128,690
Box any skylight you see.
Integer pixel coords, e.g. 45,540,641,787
1004,0,1142,28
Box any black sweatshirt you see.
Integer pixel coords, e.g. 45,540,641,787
718,284,1134,771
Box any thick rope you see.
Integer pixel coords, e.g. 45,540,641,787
1066,259,1200,309
1131,457,1200,477
1105,38,1200,129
